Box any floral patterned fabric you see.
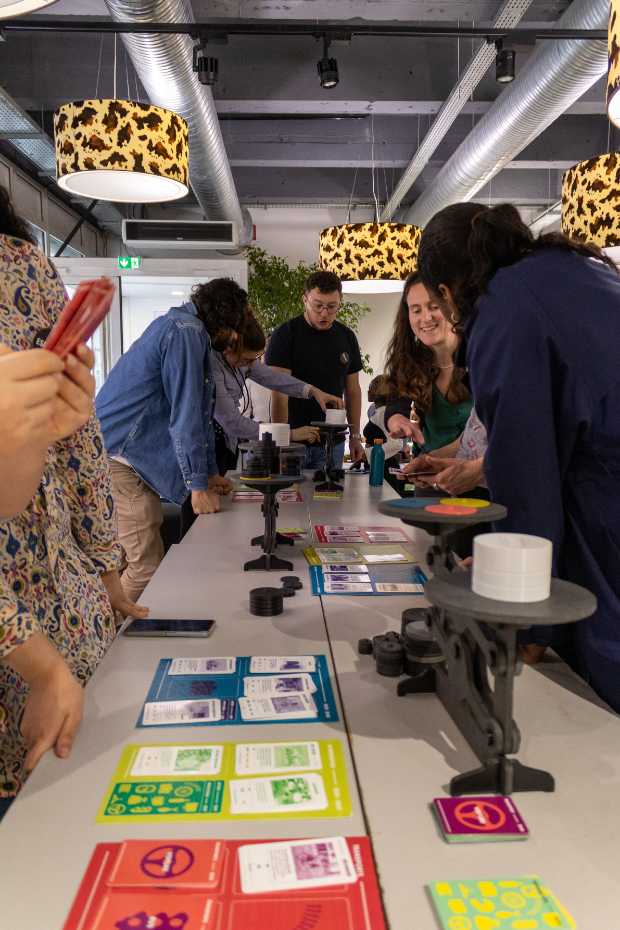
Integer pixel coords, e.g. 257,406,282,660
0,236,121,798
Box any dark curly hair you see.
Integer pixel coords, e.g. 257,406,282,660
0,184,35,245
191,277,248,340
417,201,617,327
383,271,469,417
304,270,342,294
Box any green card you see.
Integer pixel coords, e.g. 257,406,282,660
97,739,352,823
429,876,575,929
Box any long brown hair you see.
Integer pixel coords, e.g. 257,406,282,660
418,201,618,326
230,310,266,361
384,271,469,416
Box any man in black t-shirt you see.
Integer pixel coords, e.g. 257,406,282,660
265,270,365,469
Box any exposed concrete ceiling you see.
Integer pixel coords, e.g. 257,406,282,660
0,0,611,228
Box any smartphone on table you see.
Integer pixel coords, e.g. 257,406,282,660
45,277,115,358
123,618,216,638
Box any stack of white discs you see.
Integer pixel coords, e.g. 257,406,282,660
258,423,290,446
472,533,553,603
325,409,347,425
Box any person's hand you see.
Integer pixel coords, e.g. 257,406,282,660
291,425,321,444
433,457,484,496
191,489,221,514
349,436,365,463
307,386,344,411
0,344,64,451
401,453,441,476
48,344,97,441
208,474,234,495
2,632,84,772
101,569,149,621
387,413,425,445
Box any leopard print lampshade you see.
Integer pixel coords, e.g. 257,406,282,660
54,99,189,203
319,222,422,292
561,153,620,247
608,0,620,126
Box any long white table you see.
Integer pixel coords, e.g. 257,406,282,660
1,472,619,930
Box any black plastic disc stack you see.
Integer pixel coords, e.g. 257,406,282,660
249,586,284,616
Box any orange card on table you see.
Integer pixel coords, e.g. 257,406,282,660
109,840,226,890
90,891,219,930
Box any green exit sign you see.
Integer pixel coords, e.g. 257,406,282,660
117,255,142,270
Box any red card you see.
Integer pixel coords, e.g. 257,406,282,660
109,840,226,890
90,891,219,930
45,278,114,358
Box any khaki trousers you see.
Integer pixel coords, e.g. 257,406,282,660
108,458,164,603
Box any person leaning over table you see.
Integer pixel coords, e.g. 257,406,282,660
96,278,248,603
416,200,620,710
0,189,145,818
383,271,473,473
265,270,365,472
210,310,344,474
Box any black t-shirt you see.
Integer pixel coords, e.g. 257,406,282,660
265,314,363,429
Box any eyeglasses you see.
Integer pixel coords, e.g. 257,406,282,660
307,298,341,314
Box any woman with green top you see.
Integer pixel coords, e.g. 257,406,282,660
384,271,472,476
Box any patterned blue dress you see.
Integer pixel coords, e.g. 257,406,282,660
0,236,121,798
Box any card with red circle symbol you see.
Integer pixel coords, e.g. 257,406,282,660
109,840,225,889
433,796,529,843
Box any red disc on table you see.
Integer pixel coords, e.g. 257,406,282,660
425,504,477,516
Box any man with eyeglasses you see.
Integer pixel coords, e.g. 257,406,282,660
265,270,365,472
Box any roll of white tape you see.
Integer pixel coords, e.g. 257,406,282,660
259,423,291,446
325,408,346,424
472,533,552,603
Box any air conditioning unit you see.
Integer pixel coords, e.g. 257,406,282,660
122,219,239,251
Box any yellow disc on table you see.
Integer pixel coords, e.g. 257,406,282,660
440,498,491,509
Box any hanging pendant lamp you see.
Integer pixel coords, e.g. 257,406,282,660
54,99,189,203
561,153,620,247
319,221,422,293
608,0,620,126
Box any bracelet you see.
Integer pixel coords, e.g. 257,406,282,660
350,432,362,440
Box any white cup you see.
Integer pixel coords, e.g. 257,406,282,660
325,408,346,425
259,423,290,446
472,533,552,603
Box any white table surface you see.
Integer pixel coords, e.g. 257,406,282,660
1,471,618,930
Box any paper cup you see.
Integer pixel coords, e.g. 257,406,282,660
259,423,290,446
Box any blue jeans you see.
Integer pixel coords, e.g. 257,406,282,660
305,441,345,471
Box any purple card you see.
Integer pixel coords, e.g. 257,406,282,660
433,796,529,840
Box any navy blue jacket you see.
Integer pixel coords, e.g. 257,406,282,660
467,249,620,709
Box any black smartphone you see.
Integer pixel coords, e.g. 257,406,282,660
123,618,216,638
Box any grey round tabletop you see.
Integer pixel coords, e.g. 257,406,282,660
379,497,507,527
310,421,351,431
425,571,597,626
239,474,307,488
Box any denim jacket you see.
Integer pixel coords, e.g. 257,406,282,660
96,301,216,504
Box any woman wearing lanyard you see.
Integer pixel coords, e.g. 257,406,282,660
383,271,473,491
211,312,343,474
417,201,620,710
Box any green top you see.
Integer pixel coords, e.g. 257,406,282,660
420,384,473,453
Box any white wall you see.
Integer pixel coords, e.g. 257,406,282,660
354,291,400,405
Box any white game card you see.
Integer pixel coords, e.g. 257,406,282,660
363,552,407,563
168,657,236,676
235,740,322,775
316,548,362,563
130,744,224,776
323,573,370,584
238,836,357,894
374,582,425,594
243,674,317,697
238,693,318,721
141,699,222,726
229,773,328,814
249,656,316,674
323,579,374,593
322,563,368,574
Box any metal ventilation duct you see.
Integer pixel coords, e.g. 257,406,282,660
104,0,247,238
407,0,609,227
380,0,534,221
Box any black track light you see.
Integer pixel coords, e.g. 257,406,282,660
193,39,218,86
495,41,515,84
318,35,339,89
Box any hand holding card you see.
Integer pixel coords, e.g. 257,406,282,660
45,278,114,359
